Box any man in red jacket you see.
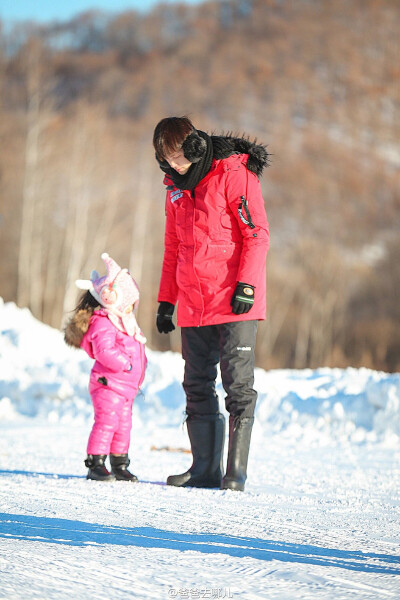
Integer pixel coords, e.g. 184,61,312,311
153,116,270,491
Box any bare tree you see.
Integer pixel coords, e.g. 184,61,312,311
61,106,95,322
17,39,42,312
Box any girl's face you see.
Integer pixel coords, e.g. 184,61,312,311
164,150,192,175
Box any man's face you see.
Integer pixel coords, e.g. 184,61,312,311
164,150,192,175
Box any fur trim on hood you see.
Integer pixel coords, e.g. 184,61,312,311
212,134,270,178
180,129,270,178
64,309,92,349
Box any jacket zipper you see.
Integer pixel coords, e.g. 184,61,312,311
191,188,205,326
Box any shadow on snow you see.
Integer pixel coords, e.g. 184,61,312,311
0,513,399,575
0,469,84,480
0,468,166,485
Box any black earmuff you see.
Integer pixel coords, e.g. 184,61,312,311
181,131,207,163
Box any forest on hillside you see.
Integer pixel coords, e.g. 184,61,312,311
0,0,399,371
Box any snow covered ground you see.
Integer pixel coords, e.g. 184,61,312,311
0,298,399,599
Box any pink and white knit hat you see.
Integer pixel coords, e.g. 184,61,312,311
76,253,146,343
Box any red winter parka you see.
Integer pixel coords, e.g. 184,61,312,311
157,153,270,327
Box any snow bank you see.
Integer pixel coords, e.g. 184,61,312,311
0,299,399,445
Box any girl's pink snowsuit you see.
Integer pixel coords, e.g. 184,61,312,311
80,309,147,455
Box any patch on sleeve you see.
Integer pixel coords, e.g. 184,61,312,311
238,196,256,229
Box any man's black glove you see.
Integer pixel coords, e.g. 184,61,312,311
156,301,176,333
231,282,255,315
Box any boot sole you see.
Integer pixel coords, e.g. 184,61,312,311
86,475,116,482
220,479,245,491
167,478,221,488
113,476,139,482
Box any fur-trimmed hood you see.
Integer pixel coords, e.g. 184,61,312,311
211,134,270,178
181,130,270,178
64,309,92,349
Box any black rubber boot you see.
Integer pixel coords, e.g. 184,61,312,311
167,413,225,488
221,417,254,492
110,454,138,482
85,454,115,481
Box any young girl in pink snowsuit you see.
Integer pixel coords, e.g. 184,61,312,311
65,253,147,482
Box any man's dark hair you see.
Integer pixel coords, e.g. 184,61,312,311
153,116,195,162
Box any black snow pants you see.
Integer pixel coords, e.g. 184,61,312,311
181,321,258,419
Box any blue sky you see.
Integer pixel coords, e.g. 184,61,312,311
0,0,204,23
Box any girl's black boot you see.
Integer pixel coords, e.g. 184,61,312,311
221,417,254,492
85,454,115,481
110,454,138,482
